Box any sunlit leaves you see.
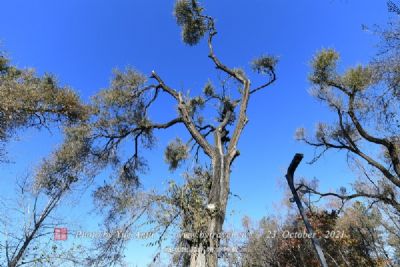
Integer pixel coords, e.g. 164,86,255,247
35,124,92,196
295,127,306,141
251,55,278,74
164,138,189,171
0,54,88,160
120,156,148,187
342,65,373,91
174,0,207,45
89,68,157,196
310,49,340,84
0,56,8,73
203,81,215,97
165,167,212,264
93,68,146,113
232,67,246,80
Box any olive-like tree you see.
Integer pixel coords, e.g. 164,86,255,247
0,53,87,160
79,1,277,266
296,8,400,214
2,125,92,267
0,52,89,266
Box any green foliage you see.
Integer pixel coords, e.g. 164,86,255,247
94,68,146,110
0,56,8,72
92,68,153,146
187,95,205,117
0,54,88,159
310,49,340,84
94,164,143,216
35,124,92,196
251,55,278,74
167,167,212,265
302,16,400,223
90,67,155,187
174,0,207,45
164,138,189,171
203,81,215,97
232,67,247,79
342,65,373,91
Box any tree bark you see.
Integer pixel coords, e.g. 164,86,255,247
189,154,230,267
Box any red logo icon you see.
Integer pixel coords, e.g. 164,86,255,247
54,227,68,241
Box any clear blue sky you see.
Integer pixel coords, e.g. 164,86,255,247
0,0,389,265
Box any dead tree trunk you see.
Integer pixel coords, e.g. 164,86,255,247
285,153,328,267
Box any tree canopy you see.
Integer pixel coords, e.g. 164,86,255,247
0,1,399,267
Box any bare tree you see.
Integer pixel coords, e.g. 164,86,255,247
0,125,92,267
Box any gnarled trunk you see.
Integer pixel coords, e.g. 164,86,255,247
189,154,230,267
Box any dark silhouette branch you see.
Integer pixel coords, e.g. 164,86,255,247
285,153,328,267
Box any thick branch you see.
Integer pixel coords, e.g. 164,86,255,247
287,153,304,183
298,184,400,213
150,70,214,157
150,71,180,100
285,153,328,267
250,70,276,94
177,93,214,157
348,93,400,178
306,79,400,188
348,93,389,146
205,21,245,84
227,79,250,161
